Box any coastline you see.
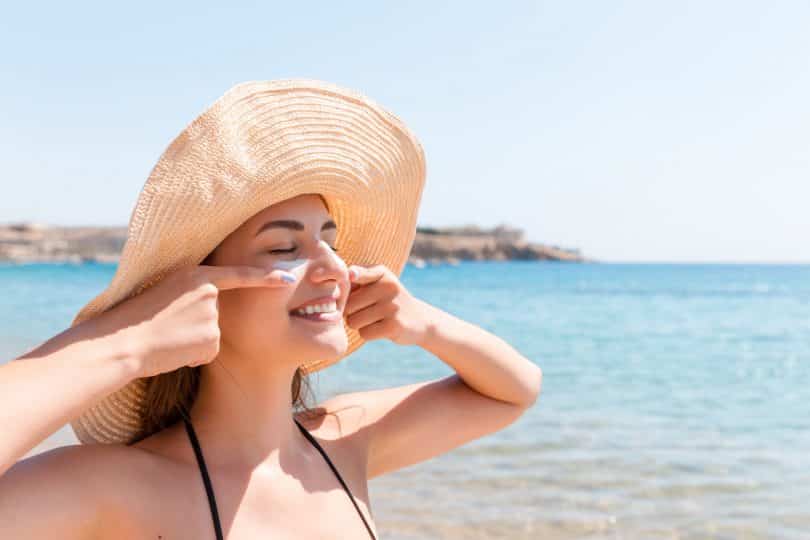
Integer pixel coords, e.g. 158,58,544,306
0,222,591,265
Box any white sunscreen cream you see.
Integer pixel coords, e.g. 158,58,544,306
271,258,310,277
269,241,346,278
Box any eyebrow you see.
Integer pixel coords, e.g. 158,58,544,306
254,219,337,237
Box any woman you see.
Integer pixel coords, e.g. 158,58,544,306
0,80,542,539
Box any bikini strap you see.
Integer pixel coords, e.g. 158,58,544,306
183,417,225,540
294,419,377,540
182,416,376,540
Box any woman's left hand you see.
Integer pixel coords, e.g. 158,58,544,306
343,264,435,346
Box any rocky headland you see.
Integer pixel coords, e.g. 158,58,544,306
409,224,588,265
0,222,590,265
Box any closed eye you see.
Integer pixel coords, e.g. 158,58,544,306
269,246,339,254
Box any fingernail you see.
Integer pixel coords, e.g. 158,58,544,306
281,272,297,283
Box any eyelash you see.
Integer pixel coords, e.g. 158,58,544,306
268,246,339,254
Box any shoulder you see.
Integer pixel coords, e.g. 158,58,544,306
2,442,152,497
294,396,371,450
0,442,159,538
293,400,371,480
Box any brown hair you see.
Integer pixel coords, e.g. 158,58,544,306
126,194,333,445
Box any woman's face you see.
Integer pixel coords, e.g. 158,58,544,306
206,193,351,369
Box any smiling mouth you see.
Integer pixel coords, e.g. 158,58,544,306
288,310,343,323
288,299,343,319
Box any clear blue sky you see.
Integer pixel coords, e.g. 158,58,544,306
2,1,808,262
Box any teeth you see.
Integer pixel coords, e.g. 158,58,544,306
292,301,338,316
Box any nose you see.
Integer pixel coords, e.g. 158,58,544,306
305,239,348,283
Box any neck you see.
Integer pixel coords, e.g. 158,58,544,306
185,342,310,472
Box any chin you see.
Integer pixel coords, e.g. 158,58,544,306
296,331,349,361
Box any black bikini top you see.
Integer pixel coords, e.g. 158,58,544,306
182,416,377,540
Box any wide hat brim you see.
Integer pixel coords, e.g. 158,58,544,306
68,79,426,445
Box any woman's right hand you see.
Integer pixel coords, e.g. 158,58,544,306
103,265,297,379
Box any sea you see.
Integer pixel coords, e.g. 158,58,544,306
1,261,808,539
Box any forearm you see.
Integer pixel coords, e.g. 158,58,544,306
416,301,542,407
0,318,142,476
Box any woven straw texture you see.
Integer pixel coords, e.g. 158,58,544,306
68,79,426,445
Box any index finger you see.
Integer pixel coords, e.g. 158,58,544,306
198,265,297,290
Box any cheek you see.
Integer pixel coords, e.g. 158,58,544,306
218,288,293,329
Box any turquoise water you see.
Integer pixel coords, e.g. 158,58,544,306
2,261,809,539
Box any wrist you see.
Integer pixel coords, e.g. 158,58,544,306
415,301,445,350
111,323,148,380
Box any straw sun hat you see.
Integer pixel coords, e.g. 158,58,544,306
68,79,427,445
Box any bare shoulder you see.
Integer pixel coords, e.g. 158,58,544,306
293,400,371,464
0,442,156,538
